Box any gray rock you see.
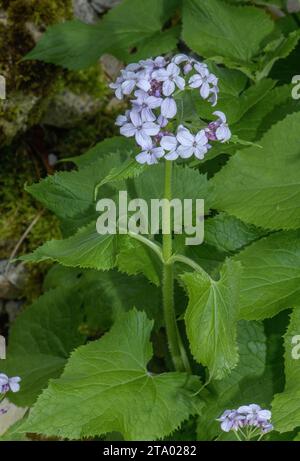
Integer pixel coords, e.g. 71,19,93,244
5,300,23,323
73,0,121,24
287,0,300,13
42,90,102,128
0,261,28,300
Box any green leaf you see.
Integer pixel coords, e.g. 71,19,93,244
21,310,201,440
182,259,242,380
182,0,274,65
25,0,180,69
134,163,212,210
26,154,122,221
204,213,266,254
0,287,86,406
68,137,137,168
43,265,163,329
235,231,300,320
195,78,276,125
256,30,300,80
211,112,300,230
232,84,299,142
95,158,146,199
20,222,117,271
117,235,162,286
197,320,267,440
272,308,300,432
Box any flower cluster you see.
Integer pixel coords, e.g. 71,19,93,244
217,404,273,440
110,54,231,165
0,373,21,394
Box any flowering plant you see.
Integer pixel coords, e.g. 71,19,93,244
217,404,273,441
111,54,231,165
2,0,300,443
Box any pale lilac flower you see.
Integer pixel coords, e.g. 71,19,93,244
217,404,273,439
120,111,160,148
136,140,165,165
153,63,185,96
177,126,210,159
0,374,21,394
121,69,151,95
161,97,177,119
140,56,167,72
160,135,178,160
206,111,231,143
217,410,240,432
157,114,168,128
0,408,8,415
109,76,125,100
189,65,218,105
124,63,143,72
172,54,195,74
131,90,162,122
115,110,130,127
114,54,229,166
237,404,271,425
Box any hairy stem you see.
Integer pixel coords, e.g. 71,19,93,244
162,160,190,372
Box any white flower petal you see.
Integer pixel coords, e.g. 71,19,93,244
172,54,189,65
167,62,180,76
142,122,160,136
163,79,175,96
115,86,123,100
135,130,152,148
120,123,136,137
194,146,207,159
177,145,193,158
115,114,128,127
121,79,136,95
141,107,156,122
9,381,20,393
157,115,168,127
152,69,168,81
213,111,226,123
137,79,151,92
160,136,177,151
146,96,163,109
200,82,210,99
176,127,194,146
165,150,179,160
130,110,142,127
195,129,208,146
216,125,231,142
152,147,165,158
189,74,202,88
136,151,150,164
161,97,177,118
175,75,185,91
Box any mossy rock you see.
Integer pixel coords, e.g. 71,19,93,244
0,0,72,146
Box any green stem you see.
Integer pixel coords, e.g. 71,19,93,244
162,161,190,373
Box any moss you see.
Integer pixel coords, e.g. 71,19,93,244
64,64,108,100
0,145,61,301
0,0,72,94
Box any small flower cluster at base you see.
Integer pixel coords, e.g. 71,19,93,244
0,373,21,394
217,404,273,440
110,54,231,165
